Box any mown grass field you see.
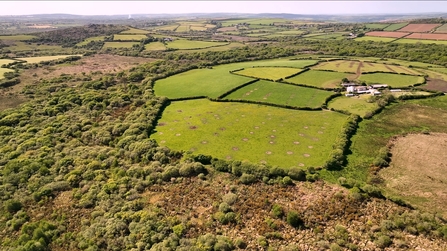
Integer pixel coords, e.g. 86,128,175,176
286,70,350,88
0,35,37,40
234,67,303,81
119,27,149,34
328,95,378,117
224,80,334,108
359,73,425,87
103,42,139,48
154,59,320,98
152,99,348,168
383,23,408,31
175,25,190,32
435,23,447,33
166,40,228,50
144,42,166,51
113,34,147,41
16,55,81,64
312,60,359,73
151,24,179,31
355,36,397,42
0,68,14,79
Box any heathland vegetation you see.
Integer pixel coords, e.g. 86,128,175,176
1,14,447,251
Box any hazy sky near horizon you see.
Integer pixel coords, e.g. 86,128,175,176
1,1,445,16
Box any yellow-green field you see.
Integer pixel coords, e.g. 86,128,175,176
328,95,378,117
0,35,37,40
0,68,14,79
113,34,148,41
359,73,425,88
103,42,139,48
166,40,229,50
16,55,82,64
355,36,397,42
76,36,105,46
312,60,359,73
152,24,180,31
0,59,17,66
360,62,421,75
393,39,447,45
234,67,303,81
144,42,166,51
120,27,149,34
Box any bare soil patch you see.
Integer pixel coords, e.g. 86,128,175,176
424,78,447,92
380,133,447,216
399,24,441,33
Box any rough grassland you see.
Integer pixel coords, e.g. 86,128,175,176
380,133,447,217
166,40,228,50
328,95,378,117
152,99,347,168
119,27,149,34
0,68,14,79
0,35,37,40
234,67,303,81
154,59,320,98
360,62,421,75
16,55,81,64
312,60,359,73
224,80,334,108
0,59,17,66
359,73,425,87
286,70,350,88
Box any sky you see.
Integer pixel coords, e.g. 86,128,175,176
1,1,446,16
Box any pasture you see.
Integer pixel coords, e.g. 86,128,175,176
234,67,303,81
365,23,391,29
223,80,334,108
286,70,350,88
178,42,245,53
328,95,378,117
16,55,81,64
359,73,425,88
383,23,408,31
144,42,166,51
360,62,421,75
103,42,139,48
364,31,409,38
312,60,359,73
0,68,14,79
152,24,180,31
355,36,397,42
154,59,321,98
151,99,348,168
76,36,105,46
165,40,228,50
113,34,148,41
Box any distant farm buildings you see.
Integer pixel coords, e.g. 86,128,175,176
344,83,389,96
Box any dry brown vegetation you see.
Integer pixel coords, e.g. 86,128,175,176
380,133,447,217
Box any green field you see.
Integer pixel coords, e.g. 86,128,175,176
152,99,348,168
144,42,166,51
365,23,390,29
276,30,306,35
390,90,433,98
393,39,447,45
304,33,347,40
355,36,397,42
120,27,149,34
360,62,421,75
152,24,180,31
312,60,359,73
16,55,81,64
286,70,350,88
76,36,105,46
328,95,378,117
359,73,425,87
166,40,228,50
383,23,408,31
113,34,148,41
234,67,303,81
0,59,17,66
0,35,37,40
177,42,245,53
154,59,320,98
103,42,139,48
0,68,14,80
224,80,334,108
435,24,447,33
175,25,190,32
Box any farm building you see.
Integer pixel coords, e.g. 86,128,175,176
341,82,357,87
390,89,402,92
370,84,388,89
370,89,381,95
346,86,355,93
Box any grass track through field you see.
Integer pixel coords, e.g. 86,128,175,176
152,99,348,168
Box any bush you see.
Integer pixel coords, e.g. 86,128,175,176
288,168,306,181
222,193,238,205
219,202,231,213
287,210,304,229
239,173,256,184
271,204,284,218
5,199,23,213
375,235,392,248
